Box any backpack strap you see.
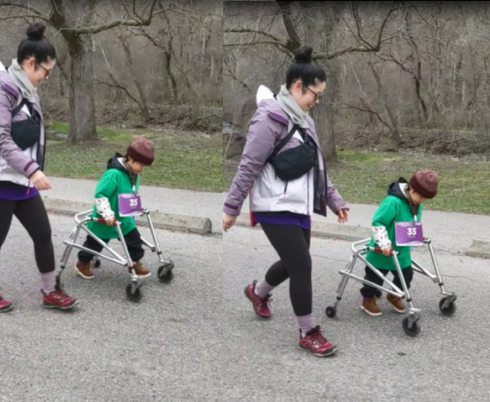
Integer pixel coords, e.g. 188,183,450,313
268,124,299,161
11,98,29,118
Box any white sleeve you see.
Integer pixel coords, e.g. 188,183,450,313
372,226,392,249
95,197,115,219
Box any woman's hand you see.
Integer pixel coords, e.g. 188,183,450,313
223,213,237,232
337,209,349,223
30,170,51,191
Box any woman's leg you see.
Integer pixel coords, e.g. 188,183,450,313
14,195,77,308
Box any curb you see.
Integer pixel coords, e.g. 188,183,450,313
42,198,213,236
234,215,371,242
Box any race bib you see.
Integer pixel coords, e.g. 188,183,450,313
395,221,424,246
118,193,143,217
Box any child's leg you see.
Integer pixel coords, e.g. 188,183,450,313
124,229,149,277
78,235,108,263
360,266,388,297
386,266,413,313
76,235,109,279
392,266,414,292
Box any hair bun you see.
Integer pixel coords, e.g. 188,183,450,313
26,22,46,40
294,46,313,63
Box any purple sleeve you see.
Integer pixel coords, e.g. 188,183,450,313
326,173,348,214
224,106,280,216
0,87,40,178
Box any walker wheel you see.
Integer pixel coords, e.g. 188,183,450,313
402,317,421,337
125,284,143,302
326,307,336,318
94,259,101,268
439,297,456,316
158,263,175,283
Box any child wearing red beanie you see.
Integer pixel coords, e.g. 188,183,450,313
360,169,439,316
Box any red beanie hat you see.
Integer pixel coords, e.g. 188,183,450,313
409,169,438,199
126,137,155,166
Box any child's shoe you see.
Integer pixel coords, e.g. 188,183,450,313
361,296,382,316
387,294,406,313
298,326,337,357
0,295,13,313
75,261,94,279
130,261,151,278
42,289,78,310
244,280,272,320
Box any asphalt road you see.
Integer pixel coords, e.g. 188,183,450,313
223,226,490,401
0,214,222,402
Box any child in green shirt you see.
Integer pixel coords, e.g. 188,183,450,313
74,137,155,280
361,169,439,316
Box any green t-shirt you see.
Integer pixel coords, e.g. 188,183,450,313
365,195,423,271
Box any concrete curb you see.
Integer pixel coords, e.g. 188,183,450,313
466,240,490,259
235,215,371,242
42,198,213,236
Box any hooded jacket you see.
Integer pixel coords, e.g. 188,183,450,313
87,154,140,240
366,178,424,271
223,85,347,219
0,61,45,187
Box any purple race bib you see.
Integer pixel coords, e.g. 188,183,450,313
395,221,424,246
118,193,143,217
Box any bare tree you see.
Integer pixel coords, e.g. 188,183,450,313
0,0,162,143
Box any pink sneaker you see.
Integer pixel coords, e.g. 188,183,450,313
244,281,272,320
298,326,338,357
0,295,13,313
42,289,78,310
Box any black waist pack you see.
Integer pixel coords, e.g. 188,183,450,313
267,125,318,182
10,98,41,151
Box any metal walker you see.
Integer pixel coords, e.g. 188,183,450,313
325,237,457,336
57,209,175,302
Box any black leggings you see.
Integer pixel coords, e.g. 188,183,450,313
78,228,145,263
0,195,55,273
260,223,312,317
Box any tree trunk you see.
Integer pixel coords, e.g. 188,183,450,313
67,35,96,143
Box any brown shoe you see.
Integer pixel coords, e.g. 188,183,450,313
75,261,94,280
387,294,406,313
129,261,151,278
361,296,382,316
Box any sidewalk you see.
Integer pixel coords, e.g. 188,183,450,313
40,177,222,234
223,191,490,257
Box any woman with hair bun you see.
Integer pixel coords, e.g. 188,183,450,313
0,22,78,311
223,46,349,357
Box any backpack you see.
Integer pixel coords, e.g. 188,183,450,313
10,97,41,151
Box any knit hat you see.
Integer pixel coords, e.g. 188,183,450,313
126,137,155,166
409,169,438,199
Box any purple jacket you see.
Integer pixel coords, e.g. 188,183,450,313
224,93,347,217
0,61,45,187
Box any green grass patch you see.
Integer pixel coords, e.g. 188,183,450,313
44,123,222,192
223,149,490,215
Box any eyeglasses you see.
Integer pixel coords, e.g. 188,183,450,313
37,63,52,77
306,87,324,101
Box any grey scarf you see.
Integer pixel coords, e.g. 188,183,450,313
8,58,37,101
276,84,308,127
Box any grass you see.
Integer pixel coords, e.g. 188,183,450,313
44,122,222,192
223,149,490,215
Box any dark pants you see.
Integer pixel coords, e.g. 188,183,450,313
0,195,55,273
260,223,312,317
360,265,414,298
78,228,145,263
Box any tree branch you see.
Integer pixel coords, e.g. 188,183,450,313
225,28,283,44
276,1,302,51
65,0,161,34
0,14,51,23
94,80,140,106
342,104,393,132
0,2,49,19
